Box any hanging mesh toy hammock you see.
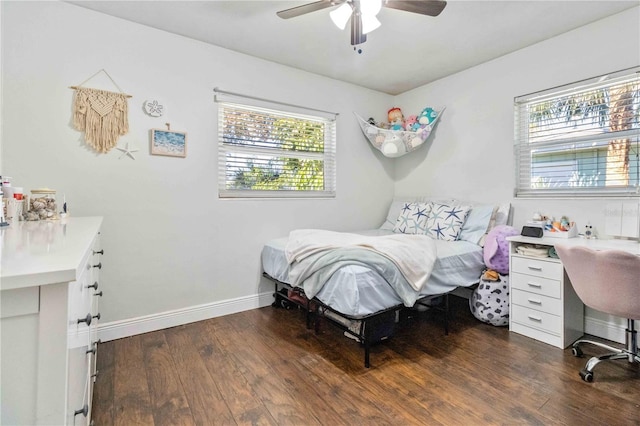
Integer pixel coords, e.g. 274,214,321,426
355,109,444,158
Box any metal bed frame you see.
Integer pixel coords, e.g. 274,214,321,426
264,272,451,368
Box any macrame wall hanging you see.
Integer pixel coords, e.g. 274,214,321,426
70,69,131,153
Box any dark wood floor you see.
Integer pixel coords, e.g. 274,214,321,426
92,296,640,425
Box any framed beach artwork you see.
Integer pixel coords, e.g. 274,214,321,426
150,129,187,157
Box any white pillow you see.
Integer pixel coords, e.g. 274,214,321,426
425,202,471,241
458,204,495,245
393,202,432,234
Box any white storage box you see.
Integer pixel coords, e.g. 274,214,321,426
543,226,578,239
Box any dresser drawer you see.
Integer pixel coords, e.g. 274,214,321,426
512,289,562,315
510,272,561,299
512,304,561,335
511,256,562,280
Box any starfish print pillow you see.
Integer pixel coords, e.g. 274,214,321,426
425,202,471,241
393,202,432,234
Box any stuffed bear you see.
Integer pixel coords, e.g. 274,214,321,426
483,224,519,274
404,115,418,131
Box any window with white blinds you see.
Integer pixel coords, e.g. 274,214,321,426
514,67,640,198
217,102,336,198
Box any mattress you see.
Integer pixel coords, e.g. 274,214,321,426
261,229,484,316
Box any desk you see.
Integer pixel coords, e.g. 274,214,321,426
506,235,640,348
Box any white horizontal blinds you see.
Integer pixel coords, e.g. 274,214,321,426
218,102,336,198
514,67,640,197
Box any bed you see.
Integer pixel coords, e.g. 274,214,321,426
261,199,510,367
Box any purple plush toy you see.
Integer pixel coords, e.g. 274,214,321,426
483,225,519,274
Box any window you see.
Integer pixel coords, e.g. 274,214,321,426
514,67,640,198
217,102,336,198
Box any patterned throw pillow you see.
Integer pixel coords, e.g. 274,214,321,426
393,202,432,234
425,202,471,241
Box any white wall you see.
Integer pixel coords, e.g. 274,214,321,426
3,2,638,342
394,7,640,341
1,1,395,328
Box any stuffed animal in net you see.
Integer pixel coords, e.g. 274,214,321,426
416,107,438,140
418,107,438,125
387,107,405,131
470,225,519,326
404,114,418,131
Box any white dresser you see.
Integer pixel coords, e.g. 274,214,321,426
507,235,584,348
1,217,104,425
507,235,640,349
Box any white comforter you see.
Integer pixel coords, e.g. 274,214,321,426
285,229,438,292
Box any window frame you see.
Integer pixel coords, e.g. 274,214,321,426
514,67,640,199
217,101,337,199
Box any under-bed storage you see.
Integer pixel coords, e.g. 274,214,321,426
265,273,451,368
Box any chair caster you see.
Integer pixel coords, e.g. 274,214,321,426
579,369,594,382
571,346,583,357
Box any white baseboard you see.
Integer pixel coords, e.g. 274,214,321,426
584,316,626,345
97,291,274,342
97,290,631,346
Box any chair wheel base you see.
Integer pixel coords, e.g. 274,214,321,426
579,369,593,382
571,346,583,357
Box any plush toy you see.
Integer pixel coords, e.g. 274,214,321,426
418,107,438,126
404,115,418,131
414,107,438,140
387,107,405,131
381,133,402,156
483,225,519,274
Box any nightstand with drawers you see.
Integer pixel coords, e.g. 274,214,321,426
507,235,584,348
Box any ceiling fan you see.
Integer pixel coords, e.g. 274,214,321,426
276,0,447,48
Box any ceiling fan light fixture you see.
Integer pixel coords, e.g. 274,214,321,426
362,15,381,34
360,0,382,17
330,3,353,30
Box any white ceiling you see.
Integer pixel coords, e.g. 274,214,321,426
69,1,639,95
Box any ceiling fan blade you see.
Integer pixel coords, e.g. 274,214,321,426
350,12,366,46
383,0,447,17
276,0,341,19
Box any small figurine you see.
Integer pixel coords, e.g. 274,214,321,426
585,223,593,239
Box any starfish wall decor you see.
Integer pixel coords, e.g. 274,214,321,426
116,142,139,160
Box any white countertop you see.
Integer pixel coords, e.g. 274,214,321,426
0,217,103,290
507,234,640,255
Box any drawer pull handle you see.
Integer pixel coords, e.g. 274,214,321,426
86,339,102,355
527,266,543,271
527,282,542,288
74,404,89,418
528,315,543,322
87,282,99,290
77,313,100,326
94,291,103,297
528,298,542,305
92,262,102,269
93,249,104,255
77,313,92,326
